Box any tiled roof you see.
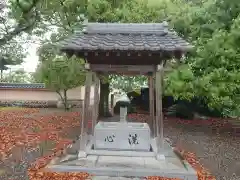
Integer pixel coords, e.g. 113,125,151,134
0,83,45,89
59,22,193,52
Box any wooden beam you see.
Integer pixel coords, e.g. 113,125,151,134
95,71,151,76
90,64,156,73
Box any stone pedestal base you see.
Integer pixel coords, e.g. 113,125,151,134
47,137,197,180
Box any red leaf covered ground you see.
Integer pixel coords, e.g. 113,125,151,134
0,108,79,160
0,108,82,179
0,108,239,179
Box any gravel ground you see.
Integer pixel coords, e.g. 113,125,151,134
0,149,40,180
164,120,240,180
1,109,240,180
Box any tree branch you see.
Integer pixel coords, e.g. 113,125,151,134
56,90,64,103
59,0,73,32
0,23,32,46
0,1,6,11
57,11,70,31
2,21,9,34
0,0,40,46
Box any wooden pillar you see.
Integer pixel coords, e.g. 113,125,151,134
155,63,164,150
95,76,100,122
110,94,114,115
92,72,100,134
79,63,92,151
149,75,155,137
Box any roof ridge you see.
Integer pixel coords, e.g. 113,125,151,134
84,31,168,36
81,22,170,35
86,22,169,25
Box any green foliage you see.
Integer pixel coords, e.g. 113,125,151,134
87,0,179,89
5,0,240,117
87,0,240,117
1,0,41,46
2,69,33,83
31,0,86,36
37,43,59,62
35,55,85,110
0,0,39,82
29,0,88,110
110,75,147,93
0,42,25,74
164,0,240,117
36,55,85,91
165,64,195,100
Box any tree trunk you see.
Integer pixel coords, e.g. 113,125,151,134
98,81,112,117
56,90,68,111
63,89,68,111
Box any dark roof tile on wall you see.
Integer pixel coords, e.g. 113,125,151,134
59,22,193,52
0,83,45,89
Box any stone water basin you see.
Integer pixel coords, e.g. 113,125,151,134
94,122,151,151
